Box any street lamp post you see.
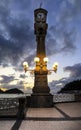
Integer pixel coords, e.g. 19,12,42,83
23,7,58,107
23,59,58,74
23,57,58,74
23,57,58,107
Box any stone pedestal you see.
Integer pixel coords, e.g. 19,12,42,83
30,93,53,107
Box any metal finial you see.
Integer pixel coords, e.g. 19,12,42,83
40,2,42,8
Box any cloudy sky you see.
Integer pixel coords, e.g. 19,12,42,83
0,0,81,93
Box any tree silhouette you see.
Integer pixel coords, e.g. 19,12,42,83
59,79,81,93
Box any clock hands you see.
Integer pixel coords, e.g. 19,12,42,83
39,13,42,18
37,13,44,19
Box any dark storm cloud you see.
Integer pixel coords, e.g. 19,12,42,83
46,25,76,56
0,0,80,72
1,84,23,90
0,0,35,68
49,63,81,93
0,74,25,90
64,63,81,78
60,30,76,53
67,0,81,15
0,35,23,65
0,75,15,84
46,31,58,56
0,0,78,68
51,63,81,93
46,0,77,57
50,78,69,90
23,51,35,66
12,0,31,10
0,74,26,90
20,74,28,79
49,76,76,93
74,0,81,13
60,0,81,24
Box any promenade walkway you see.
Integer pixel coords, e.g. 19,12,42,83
0,102,81,130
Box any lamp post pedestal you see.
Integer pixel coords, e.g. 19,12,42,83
30,93,53,107
30,70,53,107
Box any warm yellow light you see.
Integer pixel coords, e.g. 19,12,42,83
0,77,3,80
23,62,28,72
23,62,28,67
53,62,58,67
0,88,7,92
53,62,58,73
9,80,18,85
43,57,48,62
34,57,40,62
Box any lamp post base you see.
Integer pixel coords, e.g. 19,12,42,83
30,93,53,108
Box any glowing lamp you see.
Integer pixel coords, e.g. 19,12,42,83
34,57,40,62
23,62,28,72
53,62,58,67
43,57,48,63
53,62,58,73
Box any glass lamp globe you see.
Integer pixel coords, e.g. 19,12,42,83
34,57,40,62
23,62,28,67
43,57,48,62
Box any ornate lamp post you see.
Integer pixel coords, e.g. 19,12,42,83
23,7,58,107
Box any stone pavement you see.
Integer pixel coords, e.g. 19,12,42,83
0,102,81,130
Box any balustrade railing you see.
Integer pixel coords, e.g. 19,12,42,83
0,94,26,118
53,94,75,103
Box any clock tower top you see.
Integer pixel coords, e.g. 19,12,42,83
34,8,48,23
34,7,48,37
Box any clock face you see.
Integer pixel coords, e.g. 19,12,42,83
37,13,44,19
36,13,45,22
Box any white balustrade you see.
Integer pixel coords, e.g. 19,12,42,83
53,94,75,103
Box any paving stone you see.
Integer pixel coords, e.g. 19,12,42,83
0,102,81,130
27,108,63,118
